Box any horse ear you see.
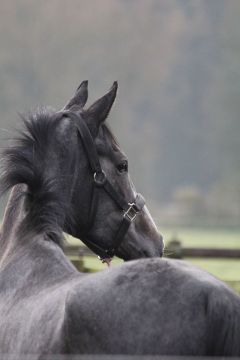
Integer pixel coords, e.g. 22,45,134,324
86,82,118,125
63,80,88,110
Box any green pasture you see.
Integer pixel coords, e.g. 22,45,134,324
161,226,240,249
67,227,240,293
162,227,240,290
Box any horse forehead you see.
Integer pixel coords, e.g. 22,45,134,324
96,126,121,155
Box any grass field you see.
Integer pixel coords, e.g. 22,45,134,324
67,227,240,292
162,227,240,288
161,226,240,249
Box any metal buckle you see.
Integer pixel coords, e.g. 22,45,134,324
94,170,106,186
98,256,112,267
124,203,139,222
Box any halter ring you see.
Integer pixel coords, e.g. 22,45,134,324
94,170,107,187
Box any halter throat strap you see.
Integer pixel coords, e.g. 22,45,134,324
63,111,145,260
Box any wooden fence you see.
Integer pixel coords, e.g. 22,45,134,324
165,239,240,259
64,240,240,260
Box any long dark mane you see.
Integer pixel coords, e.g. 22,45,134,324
0,108,71,244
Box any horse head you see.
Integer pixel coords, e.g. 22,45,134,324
0,81,164,261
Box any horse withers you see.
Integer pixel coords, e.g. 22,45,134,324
0,82,239,357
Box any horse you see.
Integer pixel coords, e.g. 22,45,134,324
0,82,239,358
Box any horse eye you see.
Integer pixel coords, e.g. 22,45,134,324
117,160,128,173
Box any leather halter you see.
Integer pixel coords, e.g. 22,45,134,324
63,111,145,260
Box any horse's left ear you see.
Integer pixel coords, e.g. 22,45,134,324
63,80,88,110
86,82,118,126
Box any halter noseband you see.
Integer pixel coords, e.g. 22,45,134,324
63,111,145,260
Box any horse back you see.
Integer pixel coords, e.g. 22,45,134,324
64,258,239,355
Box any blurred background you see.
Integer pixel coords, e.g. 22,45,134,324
0,1,239,285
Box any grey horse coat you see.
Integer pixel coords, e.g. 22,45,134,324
0,82,240,357
0,231,240,356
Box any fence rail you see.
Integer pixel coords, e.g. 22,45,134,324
64,245,94,257
64,241,240,261
165,240,240,259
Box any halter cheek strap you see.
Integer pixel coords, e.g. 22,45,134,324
63,111,145,260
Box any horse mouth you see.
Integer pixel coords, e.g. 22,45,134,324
117,236,164,261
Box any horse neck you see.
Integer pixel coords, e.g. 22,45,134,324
0,184,27,264
0,184,77,280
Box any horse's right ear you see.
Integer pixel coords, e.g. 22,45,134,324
63,80,88,110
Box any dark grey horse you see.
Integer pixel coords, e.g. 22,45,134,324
0,82,240,357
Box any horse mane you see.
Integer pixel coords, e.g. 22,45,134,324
0,108,72,244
